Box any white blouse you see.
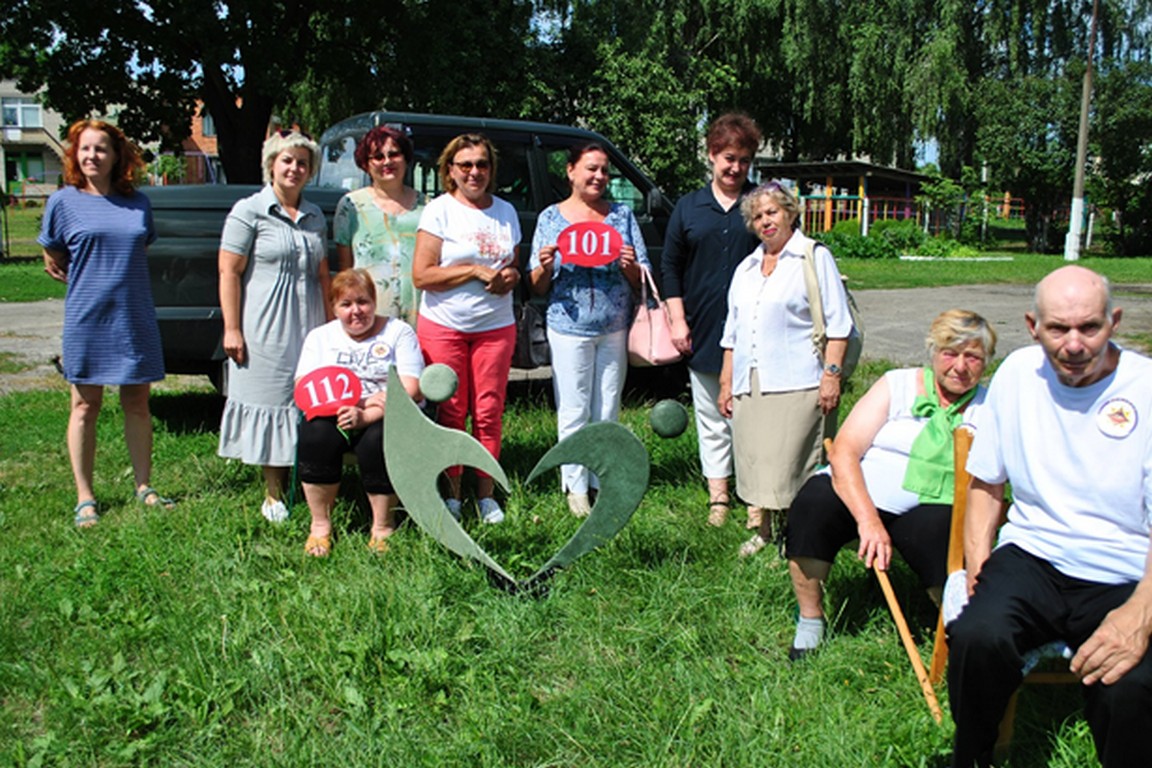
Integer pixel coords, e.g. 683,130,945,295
720,230,852,395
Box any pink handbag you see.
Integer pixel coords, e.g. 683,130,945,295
628,266,683,367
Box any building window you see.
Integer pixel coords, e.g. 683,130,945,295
1,97,43,129
200,109,216,137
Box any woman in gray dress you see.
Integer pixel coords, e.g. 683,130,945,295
217,130,331,522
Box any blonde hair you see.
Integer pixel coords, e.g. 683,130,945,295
926,309,997,359
740,181,802,233
261,130,320,185
437,133,497,194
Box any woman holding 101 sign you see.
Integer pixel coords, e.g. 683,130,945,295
529,141,649,517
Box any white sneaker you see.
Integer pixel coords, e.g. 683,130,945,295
444,498,462,522
566,492,592,517
261,497,289,523
479,497,505,524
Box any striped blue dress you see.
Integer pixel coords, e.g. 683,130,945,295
38,186,164,385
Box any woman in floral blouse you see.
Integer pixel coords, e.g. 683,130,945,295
528,141,648,516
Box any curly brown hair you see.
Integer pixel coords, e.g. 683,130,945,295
62,119,145,196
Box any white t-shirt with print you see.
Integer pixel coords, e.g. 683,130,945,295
968,344,1152,584
417,193,520,333
296,317,424,397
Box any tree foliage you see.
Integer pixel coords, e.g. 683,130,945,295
5,0,1152,251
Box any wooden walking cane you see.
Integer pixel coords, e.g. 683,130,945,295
875,564,944,723
822,438,942,723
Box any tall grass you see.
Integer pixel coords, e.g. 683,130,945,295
0,369,1096,767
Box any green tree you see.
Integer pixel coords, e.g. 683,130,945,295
1089,59,1152,254
0,1,422,183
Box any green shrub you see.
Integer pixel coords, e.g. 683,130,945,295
822,230,899,259
869,219,925,252
915,237,982,258
830,218,862,237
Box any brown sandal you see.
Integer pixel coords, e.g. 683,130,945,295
707,497,731,527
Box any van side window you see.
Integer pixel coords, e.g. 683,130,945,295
542,146,645,211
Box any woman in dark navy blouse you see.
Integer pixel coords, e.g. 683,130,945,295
661,113,763,530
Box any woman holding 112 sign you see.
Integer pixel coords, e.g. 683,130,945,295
529,141,648,516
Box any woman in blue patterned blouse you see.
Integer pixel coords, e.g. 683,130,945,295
528,142,650,516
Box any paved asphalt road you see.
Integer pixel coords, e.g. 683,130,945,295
2,284,1151,393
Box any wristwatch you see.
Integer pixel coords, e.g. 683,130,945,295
823,363,842,376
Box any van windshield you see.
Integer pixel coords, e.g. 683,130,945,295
318,126,534,213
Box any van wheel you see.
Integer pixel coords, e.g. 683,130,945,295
208,362,228,395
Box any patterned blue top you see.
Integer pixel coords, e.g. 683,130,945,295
38,186,163,385
529,203,650,337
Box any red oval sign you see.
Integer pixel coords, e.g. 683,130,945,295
294,365,363,420
557,221,623,267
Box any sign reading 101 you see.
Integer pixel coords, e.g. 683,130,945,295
557,221,624,267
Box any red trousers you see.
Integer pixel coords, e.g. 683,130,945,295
416,316,515,479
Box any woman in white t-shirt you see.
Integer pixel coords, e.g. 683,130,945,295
295,269,424,557
783,309,996,659
412,134,521,525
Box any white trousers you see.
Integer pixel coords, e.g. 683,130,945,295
548,327,628,493
688,367,733,480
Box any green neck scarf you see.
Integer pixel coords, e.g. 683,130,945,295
902,367,976,504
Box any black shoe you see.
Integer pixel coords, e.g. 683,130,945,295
788,646,812,662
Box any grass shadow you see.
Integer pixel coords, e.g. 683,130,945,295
150,389,225,434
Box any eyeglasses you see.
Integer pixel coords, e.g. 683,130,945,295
452,160,490,172
370,150,404,161
275,129,312,141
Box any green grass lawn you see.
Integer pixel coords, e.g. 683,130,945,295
0,367,1097,767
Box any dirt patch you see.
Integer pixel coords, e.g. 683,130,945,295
2,285,1150,395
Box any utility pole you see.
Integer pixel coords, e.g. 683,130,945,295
1065,0,1099,261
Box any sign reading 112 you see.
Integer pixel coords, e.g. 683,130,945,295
293,365,363,420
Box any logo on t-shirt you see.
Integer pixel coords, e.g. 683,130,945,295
371,342,392,361
1097,397,1137,438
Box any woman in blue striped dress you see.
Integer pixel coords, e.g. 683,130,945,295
40,119,172,527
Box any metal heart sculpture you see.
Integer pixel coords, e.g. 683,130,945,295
383,369,648,593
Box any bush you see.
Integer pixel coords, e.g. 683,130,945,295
821,230,899,259
869,219,926,253
916,237,982,259
829,218,862,238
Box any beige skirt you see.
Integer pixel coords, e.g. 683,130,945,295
732,370,833,509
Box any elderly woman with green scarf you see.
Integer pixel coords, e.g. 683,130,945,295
783,309,997,661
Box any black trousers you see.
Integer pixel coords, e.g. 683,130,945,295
296,417,393,495
947,544,1152,768
785,473,951,588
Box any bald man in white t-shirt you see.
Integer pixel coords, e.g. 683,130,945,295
948,266,1152,768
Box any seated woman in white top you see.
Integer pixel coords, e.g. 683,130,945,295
295,269,424,557
784,309,996,659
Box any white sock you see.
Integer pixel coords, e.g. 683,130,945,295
792,616,826,650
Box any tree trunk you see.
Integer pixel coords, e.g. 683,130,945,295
201,71,275,185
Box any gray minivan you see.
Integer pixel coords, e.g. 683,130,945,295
145,111,673,388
